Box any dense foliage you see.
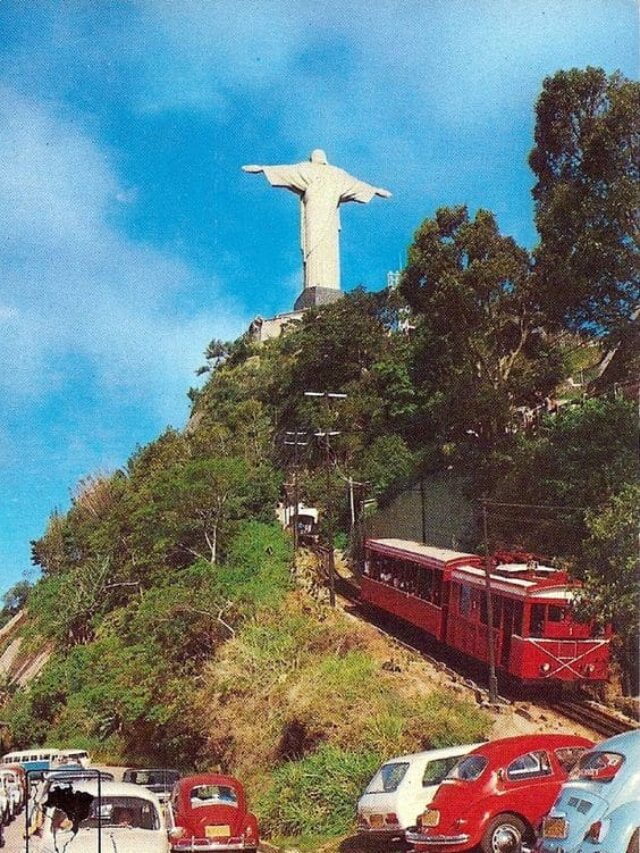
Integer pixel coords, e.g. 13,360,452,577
0,580,31,628
10,522,293,765
530,67,639,342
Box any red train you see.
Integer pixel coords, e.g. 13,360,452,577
361,538,610,686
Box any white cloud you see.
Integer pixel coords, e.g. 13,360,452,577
0,85,245,421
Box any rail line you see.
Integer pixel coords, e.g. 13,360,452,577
332,569,640,737
554,701,640,738
334,572,504,704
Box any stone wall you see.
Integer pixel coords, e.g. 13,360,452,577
365,471,479,552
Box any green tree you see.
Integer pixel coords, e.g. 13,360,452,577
490,397,638,556
134,458,280,566
401,206,563,451
31,510,70,576
575,484,640,694
2,580,31,614
357,434,415,498
530,67,640,343
28,557,115,645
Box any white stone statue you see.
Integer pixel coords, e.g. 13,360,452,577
242,149,391,294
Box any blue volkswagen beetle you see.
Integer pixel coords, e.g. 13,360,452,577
537,729,640,853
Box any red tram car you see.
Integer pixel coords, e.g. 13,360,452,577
361,538,610,686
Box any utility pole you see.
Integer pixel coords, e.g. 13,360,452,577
482,496,499,703
304,391,347,607
284,430,308,551
420,477,427,544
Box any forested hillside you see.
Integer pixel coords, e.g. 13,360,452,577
0,66,637,845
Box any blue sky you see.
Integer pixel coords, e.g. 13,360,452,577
0,0,637,594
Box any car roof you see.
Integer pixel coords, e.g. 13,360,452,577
380,743,486,765
124,767,179,773
469,734,592,762
177,773,243,791
59,780,163,802
588,729,640,754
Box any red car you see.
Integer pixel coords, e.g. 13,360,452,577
168,773,260,852
405,733,593,853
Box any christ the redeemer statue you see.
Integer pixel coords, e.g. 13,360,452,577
243,149,391,309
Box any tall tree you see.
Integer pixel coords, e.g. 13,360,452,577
133,458,280,566
489,397,638,556
576,484,640,694
401,206,562,452
530,67,640,346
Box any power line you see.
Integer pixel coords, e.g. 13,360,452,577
482,499,588,512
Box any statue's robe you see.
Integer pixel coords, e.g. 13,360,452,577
261,161,380,291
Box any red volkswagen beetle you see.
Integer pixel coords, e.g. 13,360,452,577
168,773,260,852
405,733,593,853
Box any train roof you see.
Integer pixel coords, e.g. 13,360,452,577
366,538,482,568
451,563,576,598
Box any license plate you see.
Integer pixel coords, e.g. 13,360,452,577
368,814,384,828
205,825,230,838
421,810,439,827
543,816,568,839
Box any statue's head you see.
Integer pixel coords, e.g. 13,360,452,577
310,149,328,165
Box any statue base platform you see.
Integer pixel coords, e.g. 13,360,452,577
249,310,304,344
294,286,343,311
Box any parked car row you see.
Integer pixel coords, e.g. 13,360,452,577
0,764,27,846
12,730,639,852
357,730,640,853
23,768,259,852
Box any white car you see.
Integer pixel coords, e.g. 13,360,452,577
0,776,12,824
0,769,23,816
26,779,169,852
356,742,484,842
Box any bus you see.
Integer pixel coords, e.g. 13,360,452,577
2,749,60,777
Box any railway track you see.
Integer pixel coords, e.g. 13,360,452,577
333,568,640,737
334,573,503,703
554,700,640,738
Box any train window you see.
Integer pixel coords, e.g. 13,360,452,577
417,568,432,601
548,605,566,622
513,601,523,635
492,595,502,627
530,604,546,637
460,585,473,616
506,750,552,781
433,571,442,605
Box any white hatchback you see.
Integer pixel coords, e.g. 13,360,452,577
356,742,484,842
26,779,169,852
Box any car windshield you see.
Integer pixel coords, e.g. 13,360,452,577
570,751,625,783
447,755,488,782
190,784,238,807
78,796,160,829
127,770,179,788
422,757,460,786
365,762,409,794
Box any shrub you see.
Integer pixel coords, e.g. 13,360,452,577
256,745,381,837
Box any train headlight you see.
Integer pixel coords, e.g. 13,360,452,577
540,662,551,673
583,664,594,674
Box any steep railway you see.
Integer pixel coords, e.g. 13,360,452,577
333,567,639,738
554,700,640,738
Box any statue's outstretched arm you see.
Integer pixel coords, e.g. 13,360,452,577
242,165,264,173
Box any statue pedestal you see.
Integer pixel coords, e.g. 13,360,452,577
294,286,343,311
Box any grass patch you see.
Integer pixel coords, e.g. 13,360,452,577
256,745,381,837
